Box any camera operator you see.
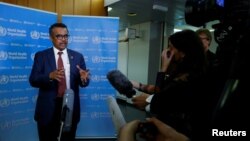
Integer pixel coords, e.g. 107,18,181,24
186,0,249,139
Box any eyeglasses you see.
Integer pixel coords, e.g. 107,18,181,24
54,34,70,40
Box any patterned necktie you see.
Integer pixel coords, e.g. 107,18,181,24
57,51,66,97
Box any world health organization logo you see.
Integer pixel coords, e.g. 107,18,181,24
31,52,36,61
92,36,101,44
32,95,38,103
0,121,12,130
0,98,10,108
0,51,8,60
90,75,101,82
68,36,72,43
92,56,101,63
30,30,40,39
0,75,9,84
0,26,7,36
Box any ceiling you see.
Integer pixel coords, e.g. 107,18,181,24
106,0,188,30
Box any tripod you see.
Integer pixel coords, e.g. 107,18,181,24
57,105,69,141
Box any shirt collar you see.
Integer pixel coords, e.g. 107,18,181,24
53,47,67,55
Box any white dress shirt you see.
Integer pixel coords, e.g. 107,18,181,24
145,94,154,112
53,47,71,89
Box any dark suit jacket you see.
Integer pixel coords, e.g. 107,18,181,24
150,72,206,137
29,47,89,125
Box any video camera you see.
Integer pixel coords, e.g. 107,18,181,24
185,0,249,133
185,0,250,65
185,0,250,28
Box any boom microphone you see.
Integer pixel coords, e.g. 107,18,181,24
61,89,74,132
106,70,136,98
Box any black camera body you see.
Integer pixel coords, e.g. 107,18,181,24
185,0,250,28
185,0,250,66
136,122,158,137
185,0,249,133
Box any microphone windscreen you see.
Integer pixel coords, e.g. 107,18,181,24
106,70,136,98
62,89,74,132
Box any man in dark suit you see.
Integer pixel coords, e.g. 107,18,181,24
29,23,90,141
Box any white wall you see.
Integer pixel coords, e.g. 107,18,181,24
127,22,150,84
117,21,163,88
118,41,129,76
117,23,219,96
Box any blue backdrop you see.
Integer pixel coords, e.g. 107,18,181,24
0,2,57,141
62,15,119,138
0,2,119,140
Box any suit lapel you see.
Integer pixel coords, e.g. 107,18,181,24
67,50,75,67
67,50,75,86
47,48,56,70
